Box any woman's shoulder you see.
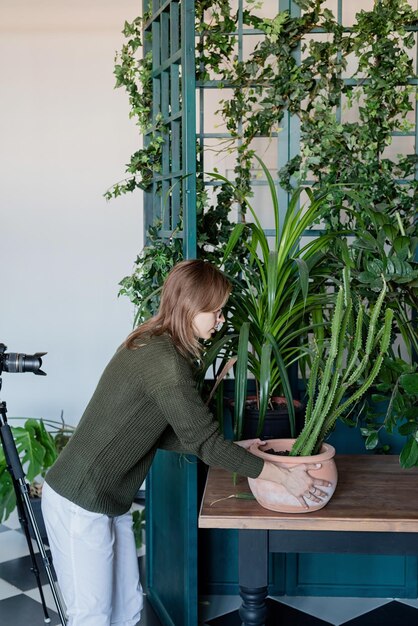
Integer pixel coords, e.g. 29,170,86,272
125,332,176,355
119,333,193,385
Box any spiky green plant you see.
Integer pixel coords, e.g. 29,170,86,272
209,156,341,441
290,272,394,456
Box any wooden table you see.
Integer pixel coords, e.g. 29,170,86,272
198,456,418,625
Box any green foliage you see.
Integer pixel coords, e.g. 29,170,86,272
212,156,338,439
109,15,252,320
328,201,418,357
358,358,418,468
109,1,417,457
12,420,58,482
104,17,164,200
291,275,393,456
0,417,75,523
118,222,183,324
117,185,251,322
0,462,15,524
196,0,418,206
195,0,417,453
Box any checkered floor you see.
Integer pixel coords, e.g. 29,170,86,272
200,596,418,625
0,508,61,626
2,509,418,626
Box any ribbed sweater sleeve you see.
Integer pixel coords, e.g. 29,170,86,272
152,377,264,479
155,387,263,478
158,424,264,479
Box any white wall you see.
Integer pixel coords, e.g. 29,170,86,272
0,1,142,425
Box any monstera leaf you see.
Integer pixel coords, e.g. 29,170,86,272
0,418,60,523
12,420,58,481
0,458,16,523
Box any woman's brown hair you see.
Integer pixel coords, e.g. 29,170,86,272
125,259,231,359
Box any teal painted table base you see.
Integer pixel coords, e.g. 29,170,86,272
199,456,418,626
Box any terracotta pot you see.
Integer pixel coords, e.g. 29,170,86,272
248,438,338,514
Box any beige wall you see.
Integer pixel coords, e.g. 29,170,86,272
1,1,142,423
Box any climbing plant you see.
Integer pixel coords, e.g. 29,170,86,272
108,0,417,343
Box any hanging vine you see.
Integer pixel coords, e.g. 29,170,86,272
196,0,418,356
107,0,417,337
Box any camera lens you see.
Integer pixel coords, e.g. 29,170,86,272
4,353,45,375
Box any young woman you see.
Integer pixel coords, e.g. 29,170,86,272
42,259,329,626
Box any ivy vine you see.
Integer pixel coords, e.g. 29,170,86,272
108,0,417,349
195,0,418,354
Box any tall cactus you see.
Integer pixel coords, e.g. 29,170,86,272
290,273,393,457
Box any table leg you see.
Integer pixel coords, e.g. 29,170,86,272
238,530,268,626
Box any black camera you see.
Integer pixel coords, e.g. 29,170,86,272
0,343,46,376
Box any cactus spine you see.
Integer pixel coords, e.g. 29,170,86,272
290,277,392,457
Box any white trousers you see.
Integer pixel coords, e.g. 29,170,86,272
41,481,143,626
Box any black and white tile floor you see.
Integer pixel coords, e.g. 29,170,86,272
200,595,418,625
1,509,418,625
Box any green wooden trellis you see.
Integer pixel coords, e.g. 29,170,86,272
143,2,198,625
144,0,418,621
143,0,197,258
143,0,418,255
197,0,418,239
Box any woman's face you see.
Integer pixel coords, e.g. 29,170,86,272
193,306,226,340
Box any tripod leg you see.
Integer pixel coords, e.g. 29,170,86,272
19,480,68,625
14,481,52,623
0,421,67,625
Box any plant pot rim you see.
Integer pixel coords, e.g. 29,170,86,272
249,438,336,463
229,396,304,409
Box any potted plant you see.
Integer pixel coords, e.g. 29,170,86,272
247,270,394,513
0,415,75,528
325,201,418,464
357,357,418,467
211,156,341,441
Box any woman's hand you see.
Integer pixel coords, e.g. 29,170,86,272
259,461,331,510
282,463,331,508
233,438,267,450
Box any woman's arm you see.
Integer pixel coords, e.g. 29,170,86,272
153,380,264,478
157,405,331,507
158,426,188,454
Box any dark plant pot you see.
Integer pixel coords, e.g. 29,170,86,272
240,396,304,440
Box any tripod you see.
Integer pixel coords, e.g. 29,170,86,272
0,386,67,625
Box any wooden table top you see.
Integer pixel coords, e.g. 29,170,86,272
199,455,418,533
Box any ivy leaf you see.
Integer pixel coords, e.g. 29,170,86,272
399,438,418,469
352,233,378,251
400,373,418,395
398,421,418,436
365,431,379,450
358,271,379,285
383,224,398,241
393,236,410,256
366,259,384,275
371,394,389,404
12,425,46,482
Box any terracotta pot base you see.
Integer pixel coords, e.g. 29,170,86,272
248,439,338,513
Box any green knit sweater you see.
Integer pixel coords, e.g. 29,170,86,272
45,334,264,515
